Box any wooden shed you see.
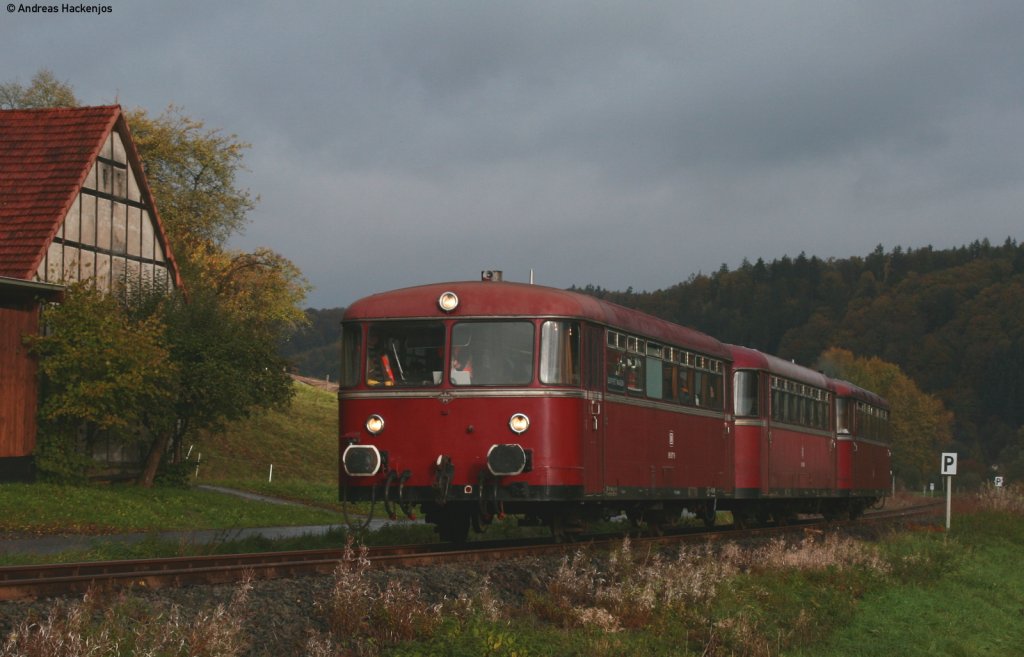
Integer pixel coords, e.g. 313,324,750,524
0,106,182,481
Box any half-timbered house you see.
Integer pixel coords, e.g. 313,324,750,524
0,105,182,480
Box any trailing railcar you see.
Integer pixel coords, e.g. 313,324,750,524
831,379,891,517
339,277,733,541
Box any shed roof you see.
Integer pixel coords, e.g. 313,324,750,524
0,105,181,285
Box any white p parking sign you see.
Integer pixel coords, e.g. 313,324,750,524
940,452,957,530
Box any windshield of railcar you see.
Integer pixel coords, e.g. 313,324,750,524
366,322,445,387
451,321,534,386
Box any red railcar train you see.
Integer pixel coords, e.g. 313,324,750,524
339,276,890,541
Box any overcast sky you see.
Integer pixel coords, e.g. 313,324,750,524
4,1,1024,308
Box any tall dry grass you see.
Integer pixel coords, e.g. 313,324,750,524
529,531,888,636
1,576,253,657
976,481,1024,514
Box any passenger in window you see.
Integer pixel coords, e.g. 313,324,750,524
367,335,395,386
678,375,692,405
450,345,473,384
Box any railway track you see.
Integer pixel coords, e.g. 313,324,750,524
0,502,941,601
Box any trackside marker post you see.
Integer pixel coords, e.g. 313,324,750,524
941,452,957,530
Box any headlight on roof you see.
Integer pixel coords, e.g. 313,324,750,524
438,291,459,312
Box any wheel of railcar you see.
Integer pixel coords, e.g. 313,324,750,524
436,508,472,544
774,507,798,526
821,505,844,522
550,512,585,543
702,502,717,529
731,509,751,529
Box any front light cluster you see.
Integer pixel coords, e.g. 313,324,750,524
365,414,385,435
508,412,530,434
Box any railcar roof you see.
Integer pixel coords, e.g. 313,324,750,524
344,281,731,359
831,379,890,409
727,344,830,389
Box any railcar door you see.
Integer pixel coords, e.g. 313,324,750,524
582,324,606,495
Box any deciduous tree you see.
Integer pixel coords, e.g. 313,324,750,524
26,284,178,480
0,68,77,109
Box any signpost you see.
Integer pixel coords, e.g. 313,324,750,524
941,452,957,530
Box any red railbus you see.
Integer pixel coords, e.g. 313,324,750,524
339,277,890,540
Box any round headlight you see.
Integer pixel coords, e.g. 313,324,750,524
509,413,530,434
438,291,459,312
365,414,385,435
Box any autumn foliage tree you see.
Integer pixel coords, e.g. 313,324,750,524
817,348,953,488
27,284,178,480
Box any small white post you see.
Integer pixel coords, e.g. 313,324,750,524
269,464,274,483
946,475,952,530
195,453,201,479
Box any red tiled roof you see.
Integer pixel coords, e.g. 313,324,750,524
0,106,119,279
0,106,181,287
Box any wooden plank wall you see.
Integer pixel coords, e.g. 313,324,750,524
0,304,39,458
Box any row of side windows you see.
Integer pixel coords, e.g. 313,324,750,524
855,401,890,442
605,330,724,410
769,376,831,431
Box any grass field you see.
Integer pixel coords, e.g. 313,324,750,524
190,380,338,490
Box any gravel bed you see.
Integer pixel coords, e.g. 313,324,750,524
0,553,567,656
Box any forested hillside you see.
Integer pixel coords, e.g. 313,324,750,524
280,307,344,382
577,238,1024,465
283,239,1024,470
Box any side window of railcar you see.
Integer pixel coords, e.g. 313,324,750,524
540,321,580,385
645,342,663,399
625,336,644,395
856,403,889,441
606,331,626,393
339,323,362,388
366,322,445,387
660,348,677,403
451,321,534,386
734,370,759,417
707,368,723,410
605,330,644,395
678,364,694,405
836,398,850,434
